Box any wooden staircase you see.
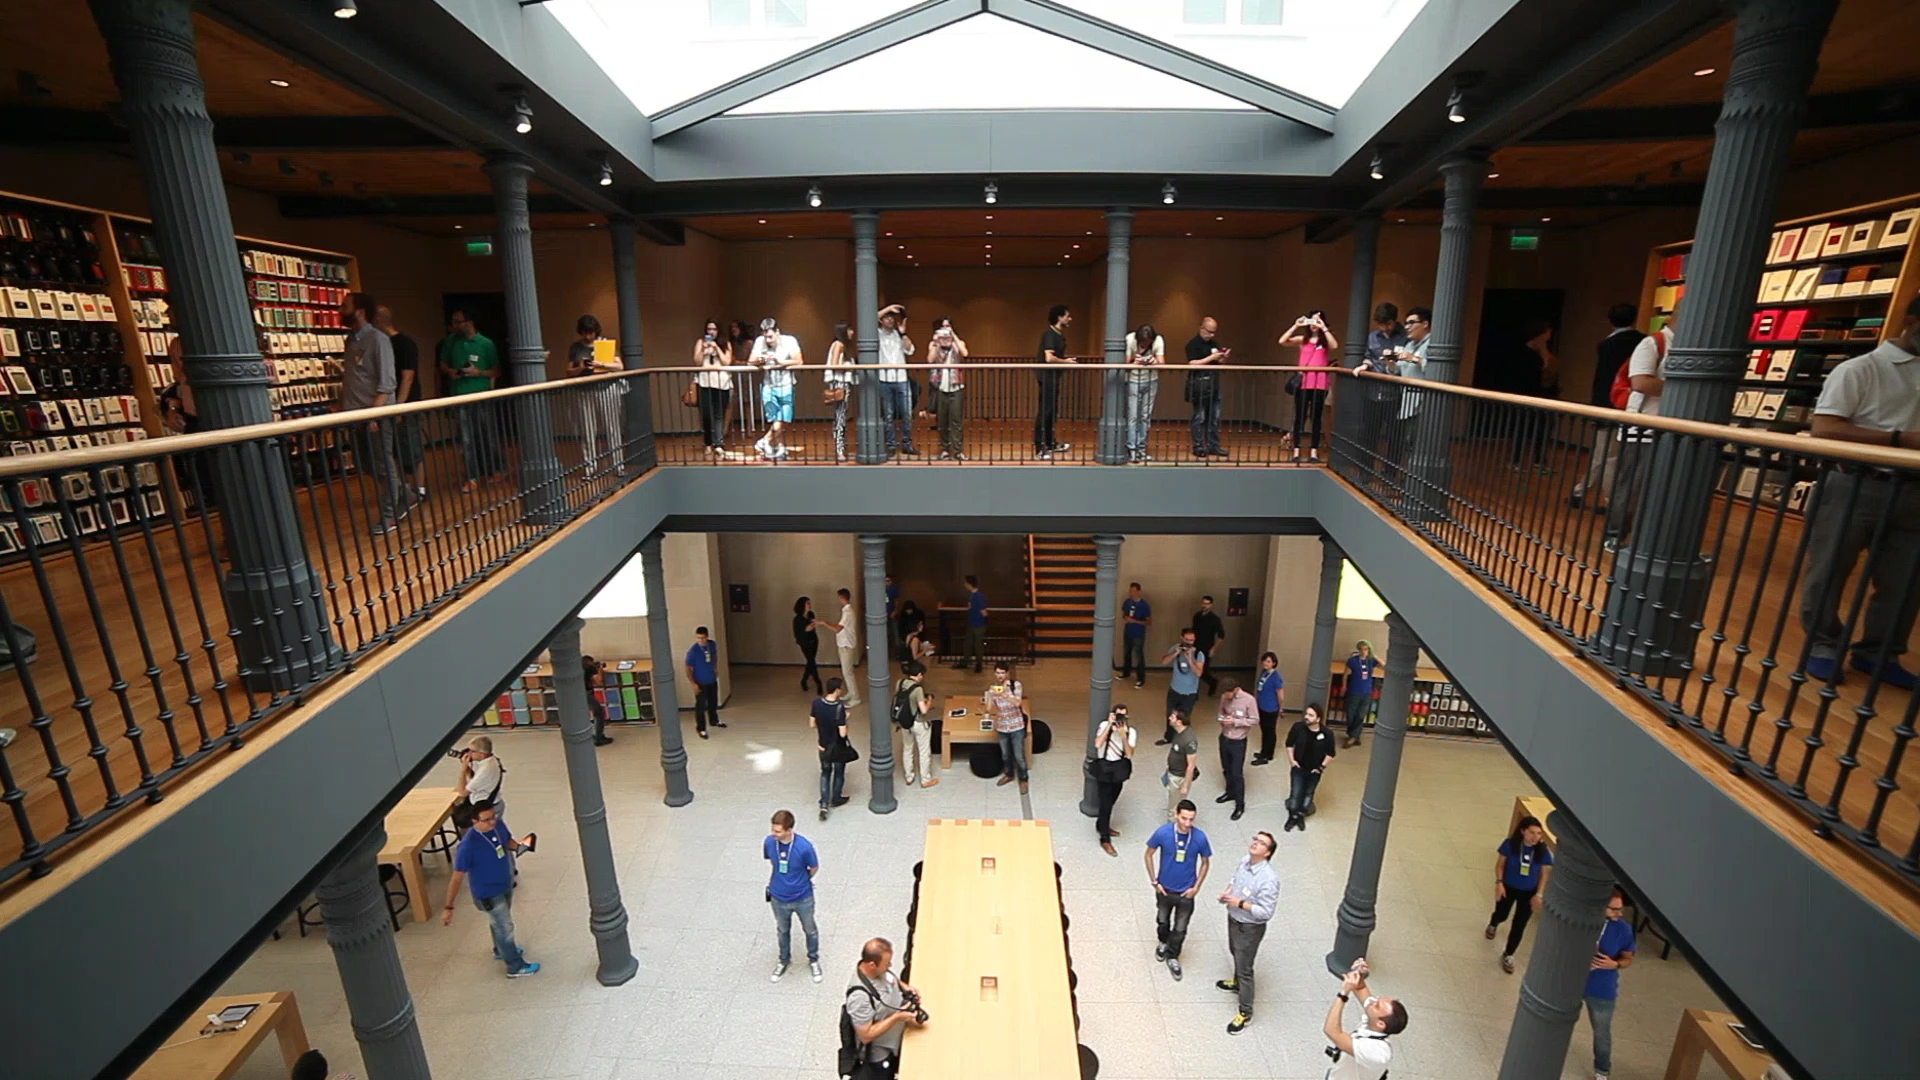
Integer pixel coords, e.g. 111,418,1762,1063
1027,534,1097,657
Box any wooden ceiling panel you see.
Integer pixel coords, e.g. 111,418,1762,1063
877,235,1109,269
1488,127,1903,191
379,213,605,238
687,209,1310,242
215,150,524,198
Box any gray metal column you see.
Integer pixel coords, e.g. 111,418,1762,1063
608,217,657,472
1405,154,1483,519
1342,215,1381,371
1080,535,1124,815
314,825,432,1080
545,617,638,985
1597,0,1838,674
852,211,887,465
1097,210,1133,465
486,152,563,523
1495,810,1616,1080
1304,537,1344,712
640,533,693,806
1334,215,1381,476
1327,610,1418,973
860,535,898,812
90,0,339,690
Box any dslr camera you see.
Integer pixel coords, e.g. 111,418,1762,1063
899,987,929,1025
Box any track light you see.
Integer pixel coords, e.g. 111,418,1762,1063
598,156,613,186
807,183,822,208
1446,86,1467,124
983,180,998,206
1368,151,1384,181
1161,181,1177,205
333,0,358,17
511,94,533,135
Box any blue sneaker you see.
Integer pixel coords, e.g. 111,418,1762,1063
507,962,541,978
1804,656,1842,683
1851,654,1919,690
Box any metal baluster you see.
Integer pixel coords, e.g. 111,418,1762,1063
315,424,374,652
1702,465,1773,740
170,453,252,735
86,463,179,784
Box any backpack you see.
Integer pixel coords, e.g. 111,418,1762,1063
838,979,881,1077
1609,332,1665,409
891,681,919,730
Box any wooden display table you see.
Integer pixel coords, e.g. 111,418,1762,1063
1662,1008,1776,1080
379,785,461,923
940,695,1030,770
900,819,1078,1080
1509,795,1558,849
130,991,309,1080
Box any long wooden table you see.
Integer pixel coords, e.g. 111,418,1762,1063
378,785,461,923
940,695,1031,770
900,819,1078,1080
1662,1008,1777,1080
130,991,309,1080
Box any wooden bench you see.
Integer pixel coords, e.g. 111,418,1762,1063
379,785,461,923
130,991,309,1080
1662,1008,1777,1080
900,819,1078,1080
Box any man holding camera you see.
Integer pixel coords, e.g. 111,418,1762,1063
1322,958,1407,1079
455,735,504,822
844,937,926,1079
877,305,917,457
1158,629,1205,744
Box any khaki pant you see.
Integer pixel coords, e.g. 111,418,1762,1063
1165,772,1192,819
902,720,935,784
838,644,862,705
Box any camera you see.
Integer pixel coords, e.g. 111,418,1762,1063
900,988,929,1025
445,747,468,760
1325,1046,1343,1063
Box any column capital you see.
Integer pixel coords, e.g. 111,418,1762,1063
1440,149,1492,172
1104,207,1135,224
1319,534,1344,559
560,615,586,636
1092,534,1125,550
850,209,881,230
639,530,665,554
484,151,535,177
1383,609,1413,636
607,213,637,231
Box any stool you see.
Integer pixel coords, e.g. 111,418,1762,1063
296,866,410,936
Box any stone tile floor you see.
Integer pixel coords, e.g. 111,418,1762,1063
212,662,1724,1079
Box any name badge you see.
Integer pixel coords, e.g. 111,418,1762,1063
1175,850,1187,863
1519,863,1530,875
778,859,790,874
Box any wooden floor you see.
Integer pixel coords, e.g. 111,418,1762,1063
1345,437,1920,868
653,417,1314,466
0,441,624,881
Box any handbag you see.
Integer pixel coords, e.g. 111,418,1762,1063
1285,372,1303,396
682,382,699,408
828,736,861,764
824,383,848,405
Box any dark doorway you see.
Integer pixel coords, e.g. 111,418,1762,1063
1472,288,1565,394
442,291,512,383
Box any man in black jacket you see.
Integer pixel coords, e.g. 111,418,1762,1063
1571,304,1644,511
1191,595,1225,696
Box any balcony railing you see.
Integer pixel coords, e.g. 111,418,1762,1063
1329,368,1920,884
0,372,649,887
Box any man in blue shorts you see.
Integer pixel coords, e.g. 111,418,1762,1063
749,317,802,460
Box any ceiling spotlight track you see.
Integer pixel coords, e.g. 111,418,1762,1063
1161,181,1177,205
807,182,823,208
983,180,998,206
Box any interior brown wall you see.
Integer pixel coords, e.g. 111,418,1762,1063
881,266,1100,357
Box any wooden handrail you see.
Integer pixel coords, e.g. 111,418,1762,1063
1026,535,1038,610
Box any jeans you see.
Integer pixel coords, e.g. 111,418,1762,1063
1094,776,1124,841
457,400,504,481
1119,636,1146,681
1345,691,1375,740
903,720,934,784
1256,709,1279,761
1033,373,1062,452
1584,995,1617,1074
1800,469,1920,662
1226,917,1266,1014
353,420,402,525
881,379,916,451
932,386,964,457
1189,387,1222,452
771,894,820,965
1488,886,1538,957
1164,689,1198,737
1126,378,1159,456
1358,391,1402,473
475,891,528,973
819,751,846,808
1286,765,1322,820
998,728,1029,781
698,385,730,449
694,681,719,733
965,626,986,671
1291,387,1327,450
1154,890,1194,958
1218,736,1247,810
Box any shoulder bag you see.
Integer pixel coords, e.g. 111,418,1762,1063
827,701,861,763
682,381,700,408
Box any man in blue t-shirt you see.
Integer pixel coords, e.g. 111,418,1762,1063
1118,582,1153,688
1157,628,1205,743
1343,641,1382,747
1584,889,1637,1080
685,626,723,738
764,808,823,982
1144,799,1212,981
962,575,989,673
443,802,540,977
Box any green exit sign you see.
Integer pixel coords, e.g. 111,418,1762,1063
464,237,494,257
1508,232,1540,251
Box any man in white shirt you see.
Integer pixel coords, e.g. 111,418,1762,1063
1321,958,1406,1080
877,305,918,457
1125,323,1165,463
1603,310,1675,552
748,318,803,460
819,587,863,706
1800,294,1920,689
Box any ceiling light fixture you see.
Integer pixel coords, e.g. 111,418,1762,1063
1072,244,1080,249
333,0,358,17
985,214,994,220
1369,150,1385,181
1214,215,1224,222
1486,171,1501,179
1692,67,1716,77
758,218,768,224
598,156,613,186
985,244,992,249
510,93,533,135
1446,86,1467,124
1540,216,1552,223
1161,181,1177,205
454,224,464,230
983,180,998,205
806,182,822,208
268,78,291,88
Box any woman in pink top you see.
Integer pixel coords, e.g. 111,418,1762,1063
1278,310,1340,463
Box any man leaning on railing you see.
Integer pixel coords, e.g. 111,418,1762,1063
1798,292,1920,691
337,290,411,535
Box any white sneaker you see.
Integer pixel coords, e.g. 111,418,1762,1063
771,962,789,982
754,435,773,457
810,961,824,983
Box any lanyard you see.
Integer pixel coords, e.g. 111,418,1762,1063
776,838,793,874
1174,828,1191,857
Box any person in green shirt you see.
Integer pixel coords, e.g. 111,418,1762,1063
437,310,504,490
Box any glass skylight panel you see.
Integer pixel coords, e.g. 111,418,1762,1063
1055,0,1430,108
731,14,1256,113
543,0,926,116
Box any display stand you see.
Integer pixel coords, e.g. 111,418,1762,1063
480,658,656,728
1328,661,1494,739
1661,1008,1776,1080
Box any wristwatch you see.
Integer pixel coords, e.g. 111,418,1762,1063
1337,992,1350,1002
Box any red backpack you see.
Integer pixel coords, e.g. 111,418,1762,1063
1610,332,1665,409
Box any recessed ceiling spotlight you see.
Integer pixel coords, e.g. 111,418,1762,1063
1486,172,1501,179
806,182,822,208
1185,231,1192,236
1540,216,1552,222
1072,243,1080,249
758,218,768,224
333,0,357,17
1693,67,1716,77
885,231,894,236
598,156,613,186
1369,150,1385,181
985,214,994,220
983,180,998,205
1162,181,1177,205
1396,217,1406,223
1214,215,1224,221
510,93,533,135
454,224,464,230
787,234,794,238
985,231,993,235
268,78,291,88
1085,231,1093,235
985,244,992,249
